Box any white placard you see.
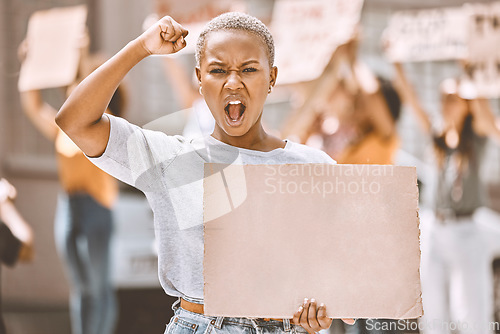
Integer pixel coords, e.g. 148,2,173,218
18,5,88,91
384,7,468,62
465,2,500,98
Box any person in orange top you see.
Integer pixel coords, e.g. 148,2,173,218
18,39,126,334
285,37,401,166
301,70,400,166
318,74,400,165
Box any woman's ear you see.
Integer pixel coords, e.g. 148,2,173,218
195,67,202,95
270,66,278,88
195,67,202,83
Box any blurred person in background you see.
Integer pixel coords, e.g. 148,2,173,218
394,61,500,334
0,178,34,334
17,34,126,334
285,36,400,166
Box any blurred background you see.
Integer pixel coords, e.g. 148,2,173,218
2,0,500,333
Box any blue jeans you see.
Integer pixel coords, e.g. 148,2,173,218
165,299,308,334
55,193,117,334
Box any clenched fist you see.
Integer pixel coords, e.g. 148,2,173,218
136,16,188,56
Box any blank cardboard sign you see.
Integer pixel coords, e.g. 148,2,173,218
18,5,87,92
203,164,422,319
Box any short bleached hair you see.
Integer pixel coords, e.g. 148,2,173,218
195,12,275,68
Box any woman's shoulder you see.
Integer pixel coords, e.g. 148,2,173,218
285,140,337,164
96,114,192,162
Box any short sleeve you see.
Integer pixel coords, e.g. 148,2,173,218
285,141,337,165
318,150,337,164
87,114,185,192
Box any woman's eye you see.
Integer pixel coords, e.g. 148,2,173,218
209,68,225,74
243,67,257,73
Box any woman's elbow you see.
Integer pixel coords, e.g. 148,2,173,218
55,106,80,136
54,108,68,130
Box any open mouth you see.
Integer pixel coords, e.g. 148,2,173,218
224,100,246,125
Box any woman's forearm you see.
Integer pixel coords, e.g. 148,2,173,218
393,62,431,134
56,16,187,157
0,200,34,262
0,200,33,246
20,90,59,141
55,39,149,156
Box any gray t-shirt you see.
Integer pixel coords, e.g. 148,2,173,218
89,114,335,303
434,131,487,217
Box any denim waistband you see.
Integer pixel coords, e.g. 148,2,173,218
170,298,306,333
180,295,204,304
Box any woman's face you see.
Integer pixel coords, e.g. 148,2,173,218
196,30,277,138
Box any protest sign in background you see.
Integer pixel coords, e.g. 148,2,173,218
383,7,468,62
464,2,500,98
271,0,364,85
18,5,88,91
384,1,500,98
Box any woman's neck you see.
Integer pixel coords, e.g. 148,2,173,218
211,123,285,152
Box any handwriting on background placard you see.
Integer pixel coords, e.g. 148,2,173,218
383,7,468,62
466,2,500,98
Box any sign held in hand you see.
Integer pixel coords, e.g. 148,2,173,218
203,163,422,319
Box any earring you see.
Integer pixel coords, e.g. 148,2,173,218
268,86,273,94
199,86,203,95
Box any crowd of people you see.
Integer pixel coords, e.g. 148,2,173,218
2,2,500,334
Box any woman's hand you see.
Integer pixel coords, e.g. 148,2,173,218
292,298,355,334
0,178,17,203
136,16,188,56
0,182,34,263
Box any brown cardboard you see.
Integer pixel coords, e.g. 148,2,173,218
203,164,422,319
18,5,87,92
